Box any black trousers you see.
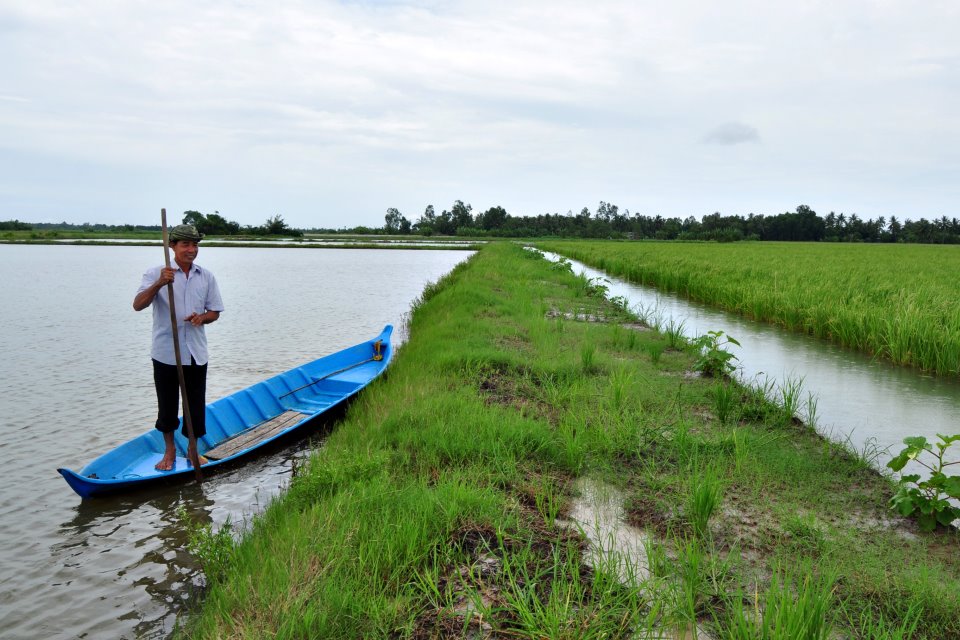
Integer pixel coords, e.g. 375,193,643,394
152,358,207,439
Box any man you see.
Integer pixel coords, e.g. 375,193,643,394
133,224,224,471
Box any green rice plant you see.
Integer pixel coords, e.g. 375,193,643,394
737,375,807,427
534,477,564,529
663,419,699,466
777,375,805,424
804,391,820,428
646,340,666,364
731,428,749,473
538,371,571,409
616,324,642,351
496,533,649,639
686,465,724,539
825,429,887,472
663,317,688,350
712,381,738,424
634,301,661,329
557,420,587,475
609,366,633,412
627,327,640,350
721,562,836,640
536,240,960,377
887,433,960,531
839,599,922,640
674,535,707,627
581,341,598,373
670,534,738,632
645,538,672,580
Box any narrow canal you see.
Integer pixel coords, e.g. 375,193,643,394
544,251,960,469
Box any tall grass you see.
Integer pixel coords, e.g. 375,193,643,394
181,242,960,640
537,240,960,376
687,465,724,538
721,563,836,639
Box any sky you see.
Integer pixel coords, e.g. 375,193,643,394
1,0,958,230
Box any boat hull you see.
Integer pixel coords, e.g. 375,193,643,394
58,325,393,498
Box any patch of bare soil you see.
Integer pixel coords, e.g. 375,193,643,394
623,489,676,538
476,370,562,425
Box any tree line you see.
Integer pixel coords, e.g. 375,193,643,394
369,202,960,243
1,212,302,237
182,211,302,237
5,203,959,243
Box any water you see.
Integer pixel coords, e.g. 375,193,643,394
52,238,482,247
546,251,960,468
561,478,650,584
0,244,471,640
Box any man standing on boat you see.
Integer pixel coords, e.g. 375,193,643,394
133,224,224,471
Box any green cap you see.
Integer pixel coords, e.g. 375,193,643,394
169,224,204,242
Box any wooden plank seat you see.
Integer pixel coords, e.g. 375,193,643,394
204,410,309,460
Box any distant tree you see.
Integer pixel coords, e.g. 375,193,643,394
384,207,403,233
205,211,241,235
888,216,902,242
182,210,207,229
414,204,436,234
182,210,241,236
434,209,455,235
450,200,473,230
0,219,32,231
477,205,508,231
266,215,287,234
258,214,300,236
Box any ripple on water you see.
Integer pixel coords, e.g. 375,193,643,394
0,244,472,639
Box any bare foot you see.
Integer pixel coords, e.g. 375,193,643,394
156,432,177,471
155,451,176,471
186,452,209,468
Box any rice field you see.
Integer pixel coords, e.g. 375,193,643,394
536,240,960,376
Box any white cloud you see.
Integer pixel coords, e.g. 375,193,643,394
0,0,958,226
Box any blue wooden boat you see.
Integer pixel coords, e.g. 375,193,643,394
58,325,393,498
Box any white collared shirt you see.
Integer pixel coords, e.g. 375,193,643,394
138,263,225,365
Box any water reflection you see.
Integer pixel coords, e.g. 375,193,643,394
0,244,470,640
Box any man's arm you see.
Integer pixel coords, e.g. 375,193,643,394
133,267,175,311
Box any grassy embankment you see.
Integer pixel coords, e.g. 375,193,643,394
536,240,960,377
180,242,958,639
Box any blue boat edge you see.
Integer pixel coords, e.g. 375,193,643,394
58,324,394,499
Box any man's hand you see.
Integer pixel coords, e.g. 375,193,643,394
185,311,219,326
158,267,176,286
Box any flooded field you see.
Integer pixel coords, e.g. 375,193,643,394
0,244,471,639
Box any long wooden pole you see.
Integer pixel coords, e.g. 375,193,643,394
161,208,203,481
